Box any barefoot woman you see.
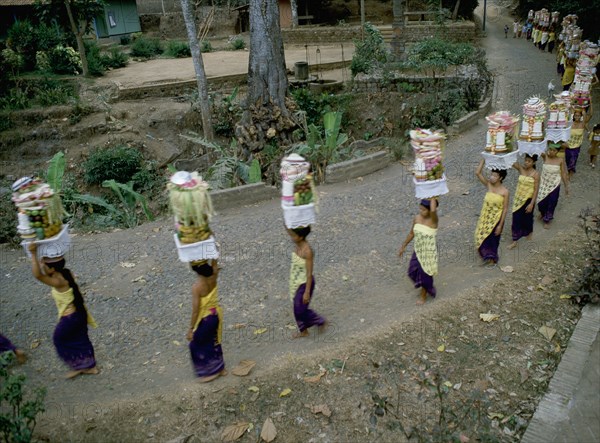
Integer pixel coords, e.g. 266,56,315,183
29,243,98,379
398,199,439,305
187,260,226,382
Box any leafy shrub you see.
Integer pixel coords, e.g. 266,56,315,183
0,113,13,132
350,22,389,77
0,88,29,111
83,145,143,185
104,46,129,69
131,161,162,194
130,36,163,58
84,41,106,76
0,185,19,245
6,20,37,70
34,81,74,106
38,45,82,75
34,22,65,52
211,88,242,137
290,88,351,127
572,212,600,305
120,35,131,45
165,40,191,58
201,40,213,53
1,48,24,73
229,36,246,50
0,352,46,442
403,38,476,77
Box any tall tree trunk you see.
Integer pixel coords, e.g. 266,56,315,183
452,0,461,20
181,0,214,141
64,0,89,77
391,0,406,61
290,0,298,28
236,0,296,158
247,0,288,112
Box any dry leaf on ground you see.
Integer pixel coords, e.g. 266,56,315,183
120,262,136,268
231,360,256,376
260,418,277,442
538,325,556,341
248,386,260,393
479,313,500,322
437,344,445,352
254,328,268,335
560,294,572,299
500,266,514,273
307,404,332,417
304,371,326,383
221,422,249,442
541,275,554,285
279,388,292,397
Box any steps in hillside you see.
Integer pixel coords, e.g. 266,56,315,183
377,25,393,43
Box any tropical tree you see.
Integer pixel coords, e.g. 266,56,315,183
235,0,296,157
35,0,104,77
180,0,214,140
290,0,298,27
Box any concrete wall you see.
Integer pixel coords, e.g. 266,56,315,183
325,151,390,184
210,182,278,211
140,8,239,39
282,26,361,44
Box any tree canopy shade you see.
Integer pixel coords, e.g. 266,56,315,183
516,0,600,41
441,0,479,20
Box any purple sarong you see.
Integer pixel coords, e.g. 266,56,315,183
478,222,501,262
53,310,96,370
0,334,17,354
512,198,534,241
189,311,224,377
293,277,326,332
407,251,436,297
565,148,580,173
538,185,560,223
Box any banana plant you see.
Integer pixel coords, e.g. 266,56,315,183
295,111,348,182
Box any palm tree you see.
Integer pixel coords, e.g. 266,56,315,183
180,0,214,140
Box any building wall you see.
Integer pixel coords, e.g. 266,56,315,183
280,0,292,28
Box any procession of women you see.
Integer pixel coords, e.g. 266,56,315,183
1,8,598,388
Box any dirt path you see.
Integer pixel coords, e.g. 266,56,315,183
1,2,599,438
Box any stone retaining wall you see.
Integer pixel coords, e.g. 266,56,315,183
325,151,390,184
282,26,361,44
210,182,278,211
402,22,477,44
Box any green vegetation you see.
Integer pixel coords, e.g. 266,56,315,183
0,352,46,442
211,87,242,137
83,146,143,186
201,40,213,53
130,36,163,58
165,40,191,58
229,36,246,50
350,22,389,77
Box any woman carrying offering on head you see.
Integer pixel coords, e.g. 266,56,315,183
537,143,569,229
287,226,326,338
398,199,439,305
508,154,540,250
28,243,98,379
187,259,226,382
565,107,588,179
474,159,509,267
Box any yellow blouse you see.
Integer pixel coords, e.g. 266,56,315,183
475,192,504,248
51,287,97,327
567,128,584,149
512,175,534,212
193,286,223,344
414,224,438,276
289,252,307,300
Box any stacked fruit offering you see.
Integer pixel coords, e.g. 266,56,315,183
168,171,214,244
485,112,520,153
11,177,64,241
548,91,572,128
410,129,445,182
519,97,546,141
293,174,314,206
